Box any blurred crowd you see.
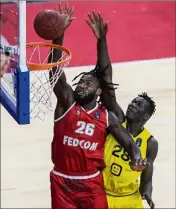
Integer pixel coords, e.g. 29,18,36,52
0,46,10,78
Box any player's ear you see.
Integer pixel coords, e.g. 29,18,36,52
144,113,150,121
96,88,102,96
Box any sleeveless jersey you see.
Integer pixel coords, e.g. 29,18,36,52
52,102,108,176
103,121,152,196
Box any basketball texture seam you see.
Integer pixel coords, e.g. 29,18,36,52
43,11,58,38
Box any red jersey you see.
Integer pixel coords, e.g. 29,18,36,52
52,102,108,176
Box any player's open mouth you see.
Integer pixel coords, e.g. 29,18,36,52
77,92,85,96
76,89,85,96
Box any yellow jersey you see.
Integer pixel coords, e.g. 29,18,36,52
103,121,152,196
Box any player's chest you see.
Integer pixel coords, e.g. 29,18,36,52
58,109,105,141
56,110,106,151
69,107,105,127
110,137,146,164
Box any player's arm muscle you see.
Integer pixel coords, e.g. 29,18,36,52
139,136,158,197
108,111,141,161
97,37,112,78
86,12,124,121
97,37,125,123
48,34,74,119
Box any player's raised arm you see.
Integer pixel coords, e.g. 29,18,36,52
85,11,111,77
85,11,125,122
48,3,75,119
108,111,148,172
139,136,158,209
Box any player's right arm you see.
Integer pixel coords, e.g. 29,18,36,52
139,136,158,209
108,111,148,172
48,3,75,120
85,11,125,123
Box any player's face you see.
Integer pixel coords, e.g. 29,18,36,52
75,74,101,105
126,96,150,122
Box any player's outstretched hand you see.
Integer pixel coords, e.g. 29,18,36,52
55,2,76,31
129,158,149,172
85,11,108,39
142,194,155,209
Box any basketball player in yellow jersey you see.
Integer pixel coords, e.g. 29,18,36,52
103,93,158,208
86,13,159,208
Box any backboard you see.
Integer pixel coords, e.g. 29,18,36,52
0,0,30,125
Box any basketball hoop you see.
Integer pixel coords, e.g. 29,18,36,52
26,42,71,70
26,42,72,120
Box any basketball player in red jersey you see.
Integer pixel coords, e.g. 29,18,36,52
48,3,148,209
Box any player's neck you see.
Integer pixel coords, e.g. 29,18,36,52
81,100,97,111
126,121,144,137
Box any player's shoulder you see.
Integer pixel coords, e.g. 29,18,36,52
97,103,107,111
147,135,158,152
142,126,154,140
147,135,158,145
146,135,158,162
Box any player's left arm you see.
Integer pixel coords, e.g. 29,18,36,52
85,11,111,78
108,111,148,172
85,11,125,122
139,136,158,209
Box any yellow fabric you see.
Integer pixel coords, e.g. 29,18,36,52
107,190,143,209
103,121,152,197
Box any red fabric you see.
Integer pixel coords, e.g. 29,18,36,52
52,103,108,175
50,171,108,209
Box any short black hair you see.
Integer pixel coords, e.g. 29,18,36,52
138,92,156,116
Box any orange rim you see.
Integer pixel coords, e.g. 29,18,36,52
26,42,72,71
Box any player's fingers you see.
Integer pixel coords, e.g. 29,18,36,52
65,2,69,13
131,166,141,172
136,159,147,171
137,159,147,171
59,2,63,13
88,13,95,23
98,12,103,24
85,18,92,27
131,158,139,166
70,17,76,22
130,159,144,172
92,10,98,22
68,5,74,17
143,158,150,166
104,21,108,32
129,162,138,171
139,158,144,166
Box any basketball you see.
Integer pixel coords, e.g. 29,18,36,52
34,9,66,40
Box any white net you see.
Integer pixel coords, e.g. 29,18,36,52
27,44,71,120
1,2,71,121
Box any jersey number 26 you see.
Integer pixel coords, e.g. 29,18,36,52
75,121,95,136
